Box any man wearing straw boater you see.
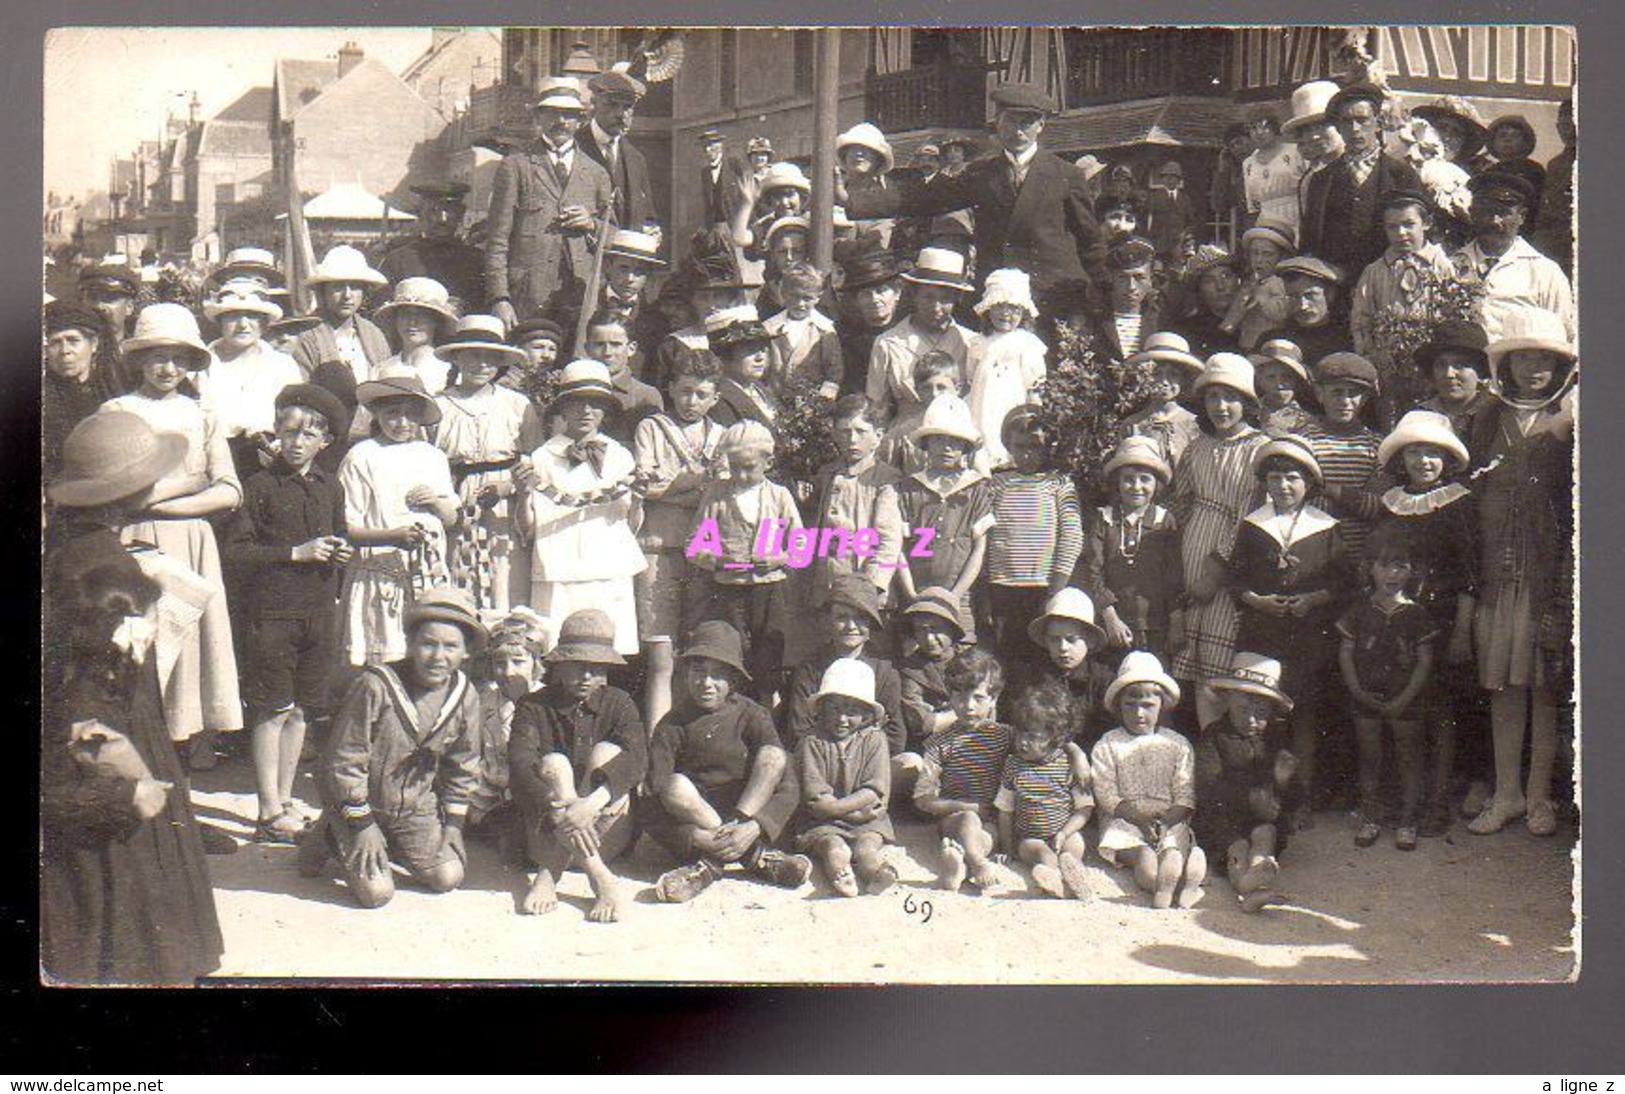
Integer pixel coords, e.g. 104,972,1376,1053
485,76,614,337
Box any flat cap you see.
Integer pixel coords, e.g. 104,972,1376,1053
1275,255,1344,286
989,83,1057,115
1468,170,1539,210
588,69,646,99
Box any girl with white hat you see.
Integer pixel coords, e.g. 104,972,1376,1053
1464,308,1575,837
966,268,1046,468
1116,330,1205,469
837,122,898,250
197,279,303,480
794,658,898,897
288,244,392,387
102,305,245,767
1170,353,1270,696
374,276,460,393
895,394,995,645
433,315,544,619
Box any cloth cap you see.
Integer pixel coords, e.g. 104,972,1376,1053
1158,160,1184,177
939,134,979,153
404,586,486,648
79,260,139,296
910,394,982,448
1468,169,1538,210
1103,649,1182,711
680,620,752,680
120,303,211,365
1377,409,1470,472
1208,651,1293,712
509,316,566,345
1326,81,1386,119
1314,351,1380,393
903,586,966,639
1253,433,1324,485
1026,587,1107,650
1275,255,1343,286
46,410,188,508
974,267,1037,317
990,83,1057,116
274,382,350,437
1240,217,1297,254
545,608,626,664
811,658,883,716
587,69,645,100
1102,435,1173,486
306,244,387,287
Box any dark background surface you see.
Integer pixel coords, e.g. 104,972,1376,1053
3,0,1619,1075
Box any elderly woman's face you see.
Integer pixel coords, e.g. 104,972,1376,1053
217,311,264,350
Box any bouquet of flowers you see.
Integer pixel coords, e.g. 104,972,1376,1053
771,374,839,498
1367,270,1487,414
1030,320,1160,505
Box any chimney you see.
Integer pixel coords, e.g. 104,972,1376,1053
188,91,201,126
338,41,364,78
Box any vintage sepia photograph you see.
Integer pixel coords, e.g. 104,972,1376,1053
39,24,1578,986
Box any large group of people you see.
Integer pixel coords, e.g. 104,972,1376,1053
41,62,1575,985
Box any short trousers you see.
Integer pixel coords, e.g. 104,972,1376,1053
524,795,637,874
243,613,337,717
332,805,461,878
635,549,707,643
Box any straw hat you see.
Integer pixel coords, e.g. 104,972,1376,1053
1485,307,1576,372
1126,331,1205,377
901,247,974,292
1280,80,1341,137
910,394,982,447
1410,96,1489,158
760,162,812,195
811,658,883,716
532,76,587,113
354,362,443,425
1240,217,1297,254
120,303,211,366
548,359,620,411
902,586,966,640
1103,650,1182,711
837,122,895,173
374,276,459,329
306,244,387,288
1208,651,1294,712
1027,587,1107,649
1377,409,1470,473
544,609,626,665
706,304,770,350
1248,336,1310,386
205,246,284,289
763,216,811,247
203,280,284,322
1102,435,1173,486
404,586,486,648
974,268,1037,318
679,619,752,680
1191,352,1259,405
1253,433,1323,485
46,410,189,508
437,314,530,367
603,228,666,268
267,314,323,340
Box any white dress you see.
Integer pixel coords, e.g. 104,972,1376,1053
966,328,1047,468
197,340,303,438
525,433,647,655
337,438,455,666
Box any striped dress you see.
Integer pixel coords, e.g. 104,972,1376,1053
1170,426,1269,683
1301,419,1384,566
996,752,1093,841
987,471,1084,587
915,721,1013,808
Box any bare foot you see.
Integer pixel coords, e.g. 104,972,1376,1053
1058,855,1092,901
1237,855,1279,894
519,870,559,915
1176,880,1205,908
1031,863,1065,898
969,860,1003,891
830,868,860,898
866,863,899,895
939,838,967,892
587,881,625,923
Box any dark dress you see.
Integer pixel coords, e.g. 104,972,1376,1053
1229,504,1352,700
1194,720,1302,856
1072,503,1185,660
41,531,223,985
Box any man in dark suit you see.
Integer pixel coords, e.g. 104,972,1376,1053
843,84,1105,325
577,70,658,234
1299,83,1424,275
485,77,614,334
697,127,749,232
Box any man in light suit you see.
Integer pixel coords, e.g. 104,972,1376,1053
486,77,614,333
577,69,658,235
843,84,1105,326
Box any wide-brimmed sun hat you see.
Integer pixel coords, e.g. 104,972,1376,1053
903,586,966,640
46,410,188,508
374,276,459,330
1126,331,1206,377
811,657,883,716
760,162,812,195
1410,96,1489,158
822,572,886,630
1208,650,1294,712
910,394,982,448
902,247,974,292
203,280,284,322
437,314,529,367
120,303,211,366
306,244,387,288
1103,649,1182,711
1485,307,1576,372
1377,409,1470,473
354,362,443,425
1026,587,1107,650
1102,434,1174,487
837,122,895,173
1191,352,1259,405
544,609,626,665
404,586,486,648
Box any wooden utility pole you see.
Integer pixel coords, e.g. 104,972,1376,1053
284,134,318,314
810,29,840,272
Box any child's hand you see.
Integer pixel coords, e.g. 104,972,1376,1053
394,524,429,548
405,485,441,510
131,777,173,820
292,535,348,564
511,459,538,494
1248,786,1281,822
554,797,601,837
1103,613,1135,649
477,481,511,508
1273,749,1298,788
348,823,391,880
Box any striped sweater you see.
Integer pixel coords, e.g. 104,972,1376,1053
987,471,1084,587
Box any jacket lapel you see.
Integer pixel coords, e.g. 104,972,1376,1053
1006,152,1053,234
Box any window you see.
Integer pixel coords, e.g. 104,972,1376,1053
794,30,814,96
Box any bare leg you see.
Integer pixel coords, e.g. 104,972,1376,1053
278,707,307,810
1056,832,1091,900
251,710,289,822
945,812,1000,888
1177,845,1208,908
938,834,968,892
661,772,728,849
643,641,675,735
1020,837,1064,897
1132,846,1159,893
851,832,892,893
520,865,559,915
1154,847,1185,909
1472,687,1532,833
1526,684,1559,807
812,834,858,896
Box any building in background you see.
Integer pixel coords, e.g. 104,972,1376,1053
402,27,503,120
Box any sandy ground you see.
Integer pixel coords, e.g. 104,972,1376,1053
188,759,1578,985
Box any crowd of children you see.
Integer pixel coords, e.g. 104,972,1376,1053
40,68,1576,983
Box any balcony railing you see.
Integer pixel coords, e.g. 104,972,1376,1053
1063,28,1231,107
866,65,988,134
452,83,536,151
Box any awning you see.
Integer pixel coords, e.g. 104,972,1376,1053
1041,96,1246,153
301,182,416,222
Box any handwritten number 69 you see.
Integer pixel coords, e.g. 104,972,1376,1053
902,892,933,924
